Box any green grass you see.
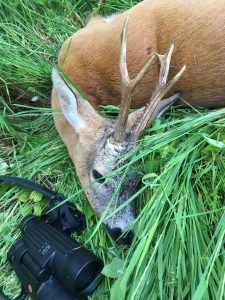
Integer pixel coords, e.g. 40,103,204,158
0,1,225,299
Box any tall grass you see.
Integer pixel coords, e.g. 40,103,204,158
0,1,224,299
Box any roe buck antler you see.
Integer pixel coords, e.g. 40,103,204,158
114,16,156,143
114,16,186,143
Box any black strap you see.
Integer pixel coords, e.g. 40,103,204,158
0,176,62,201
0,176,86,233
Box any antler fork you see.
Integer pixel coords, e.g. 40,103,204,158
114,15,186,143
131,39,186,140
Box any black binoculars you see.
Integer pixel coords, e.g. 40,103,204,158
7,216,103,300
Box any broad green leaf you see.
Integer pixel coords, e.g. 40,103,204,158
20,204,32,216
33,205,42,216
29,191,43,202
18,191,30,203
101,257,124,279
111,239,147,300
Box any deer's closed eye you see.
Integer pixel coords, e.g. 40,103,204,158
93,169,105,183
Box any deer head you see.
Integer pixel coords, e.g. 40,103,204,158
52,16,186,244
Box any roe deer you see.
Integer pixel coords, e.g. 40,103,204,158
52,0,225,243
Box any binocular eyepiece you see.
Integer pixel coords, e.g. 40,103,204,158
7,216,103,300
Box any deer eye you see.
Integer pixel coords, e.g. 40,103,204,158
92,169,105,183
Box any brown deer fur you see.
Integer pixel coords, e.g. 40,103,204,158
57,0,225,109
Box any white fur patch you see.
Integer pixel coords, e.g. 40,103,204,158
104,13,118,23
52,67,85,130
106,139,125,156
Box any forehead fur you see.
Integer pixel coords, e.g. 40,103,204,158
87,120,125,172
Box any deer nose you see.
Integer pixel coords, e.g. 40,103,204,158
106,226,134,245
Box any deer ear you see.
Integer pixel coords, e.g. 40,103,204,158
52,67,86,130
52,67,101,131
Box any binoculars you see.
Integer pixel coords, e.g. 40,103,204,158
7,216,103,300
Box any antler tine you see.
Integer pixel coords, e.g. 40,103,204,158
114,15,156,143
131,39,186,140
157,37,175,88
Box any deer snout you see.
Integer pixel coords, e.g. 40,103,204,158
106,226,134,245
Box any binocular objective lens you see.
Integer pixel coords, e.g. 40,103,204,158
75,262,100,290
